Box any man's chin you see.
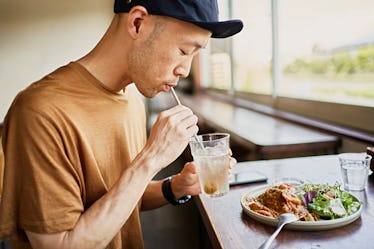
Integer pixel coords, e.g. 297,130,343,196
138,89,160,99
132,83,165,98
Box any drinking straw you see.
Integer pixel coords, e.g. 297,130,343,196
170,88,205,151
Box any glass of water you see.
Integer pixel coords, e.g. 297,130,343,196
338,153,372,191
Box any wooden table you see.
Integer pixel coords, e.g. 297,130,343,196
194,155,374,249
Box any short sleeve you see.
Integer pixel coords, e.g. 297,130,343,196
1,100,83,234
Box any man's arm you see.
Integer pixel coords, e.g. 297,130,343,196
141,162,200,210
26,105,199,249
141,156,236,210
26,154,155,249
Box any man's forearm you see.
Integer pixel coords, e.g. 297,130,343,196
26,155,157,249
141,180,169,211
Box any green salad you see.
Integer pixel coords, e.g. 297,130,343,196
296,183,362,220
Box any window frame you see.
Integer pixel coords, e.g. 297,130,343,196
200,0,374,137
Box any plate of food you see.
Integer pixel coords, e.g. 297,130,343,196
241,182,363,231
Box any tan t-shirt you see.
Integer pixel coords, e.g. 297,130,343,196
0,137,3,196
0,62,147,249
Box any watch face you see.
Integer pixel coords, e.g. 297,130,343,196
177,195,192,204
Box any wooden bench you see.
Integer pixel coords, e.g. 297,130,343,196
177,93,341,161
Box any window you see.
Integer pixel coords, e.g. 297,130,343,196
279,0,374,107
205,0,233,90
207,0,374,108
206,0,272,93
232,0,272,94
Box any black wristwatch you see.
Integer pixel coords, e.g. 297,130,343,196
162,176,191,205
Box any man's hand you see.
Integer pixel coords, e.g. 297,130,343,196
144,105,198,171
228,150,237,175
171,155,237,198
171,162,200,198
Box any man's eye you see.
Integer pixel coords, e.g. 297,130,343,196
179,49,187,55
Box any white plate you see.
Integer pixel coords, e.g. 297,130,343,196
241,185,363,231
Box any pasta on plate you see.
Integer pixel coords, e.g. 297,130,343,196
245,184,318,221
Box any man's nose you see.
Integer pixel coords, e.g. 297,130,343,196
174,58,193,78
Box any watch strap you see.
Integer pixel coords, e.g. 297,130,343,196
162,176,191,205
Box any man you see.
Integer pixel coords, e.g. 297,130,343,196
0,0,243,248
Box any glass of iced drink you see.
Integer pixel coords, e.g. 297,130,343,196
189,133,230,197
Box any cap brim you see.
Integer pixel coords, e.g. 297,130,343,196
191,19,243,38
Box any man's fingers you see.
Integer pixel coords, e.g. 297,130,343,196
183,162,198,174
229,156,237,170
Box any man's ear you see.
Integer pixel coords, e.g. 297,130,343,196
127,6,149,39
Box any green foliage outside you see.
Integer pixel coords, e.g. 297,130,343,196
284,45,374,77
283,45,374,102
314,87,374,99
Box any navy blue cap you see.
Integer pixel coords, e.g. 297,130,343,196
114,0,243,38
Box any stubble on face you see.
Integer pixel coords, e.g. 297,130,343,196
127,16,168,98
